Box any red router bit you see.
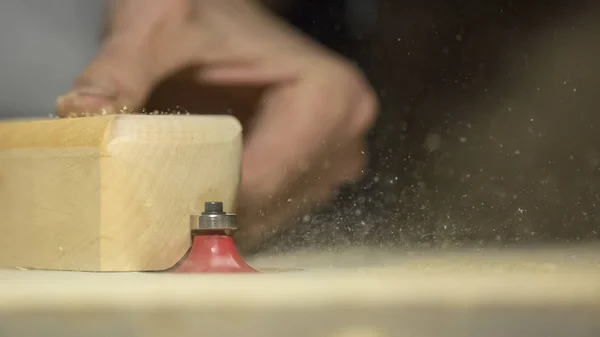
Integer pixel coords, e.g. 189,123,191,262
171,201,258,273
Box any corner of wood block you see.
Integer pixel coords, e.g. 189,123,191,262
0,114,243,271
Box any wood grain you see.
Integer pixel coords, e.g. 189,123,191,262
0,114,242,272
0,244,599,337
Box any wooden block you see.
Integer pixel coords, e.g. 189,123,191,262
0,114,242,272
0,244,599,337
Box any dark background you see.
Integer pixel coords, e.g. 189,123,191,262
260,0,600,252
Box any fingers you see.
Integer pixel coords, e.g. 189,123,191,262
56,0,197,118
234,62,376,251
240,81,339,201
240,66,376,202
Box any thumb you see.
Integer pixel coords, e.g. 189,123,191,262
56,1,196,118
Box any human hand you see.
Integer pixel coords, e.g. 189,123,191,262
56,0,378,251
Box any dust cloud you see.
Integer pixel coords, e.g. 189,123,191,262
258,0,600,254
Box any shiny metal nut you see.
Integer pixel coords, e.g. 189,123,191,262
190,213,237,231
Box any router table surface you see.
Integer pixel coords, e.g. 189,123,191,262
1,243,599,337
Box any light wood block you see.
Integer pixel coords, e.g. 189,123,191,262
0,114,242,272
0,244,599,337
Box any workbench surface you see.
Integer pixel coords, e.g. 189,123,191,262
1,244,599,337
